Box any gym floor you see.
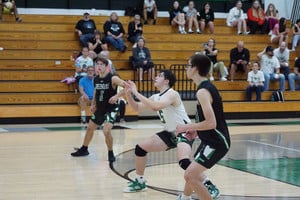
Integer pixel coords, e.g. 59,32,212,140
0,119,299,200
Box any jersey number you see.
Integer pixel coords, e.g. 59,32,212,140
98,90,104,102
158,110,166,124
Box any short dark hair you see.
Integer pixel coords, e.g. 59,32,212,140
190,54,211,77
161,70,176,87
95,57,109,66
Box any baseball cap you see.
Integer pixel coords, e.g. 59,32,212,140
266,46,273,52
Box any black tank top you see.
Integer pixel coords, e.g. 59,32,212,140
94,73,117,113
195,80,230,148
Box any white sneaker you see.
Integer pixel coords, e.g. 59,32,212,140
196,29,201,34
243,31,250,35
188,29,193,34
176,194,192,200
210,76,214,81
291,48,296,52
0,47,3,51
237,31,242,35
220,77,227,81
268,30,272,35
132,43,137,48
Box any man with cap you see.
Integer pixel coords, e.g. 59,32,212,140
75,12,97,47
257,46,285,91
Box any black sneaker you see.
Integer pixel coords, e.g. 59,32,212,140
144,20,148,25
108,151,116,162
71,147,89,157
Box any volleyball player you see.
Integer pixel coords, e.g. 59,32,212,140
176,54,231,200
71,57,125,163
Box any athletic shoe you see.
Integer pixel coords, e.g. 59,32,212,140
71,147,89,157
188,29,193,34
108,151,116,163
196,29,201,34
243,31,250,35
220,77,227,81
123,178,146,193
144,20,148,25
237,31,242,35
16,17,22,23
209,76,214,81
176,194,192,200
204,180,220,200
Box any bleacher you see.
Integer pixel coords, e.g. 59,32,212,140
0,14,299,123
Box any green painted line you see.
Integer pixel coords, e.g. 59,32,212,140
218,158,300,187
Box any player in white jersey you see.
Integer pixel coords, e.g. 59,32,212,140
123,70,192,192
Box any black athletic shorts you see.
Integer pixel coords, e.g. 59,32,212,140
90,105,119,126
231,63,246,72
193,140,229,169
156,130,177,150
147,10,155,19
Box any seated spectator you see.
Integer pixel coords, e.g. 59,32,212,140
99,50,116,75
0,0,22,22
127,14,143,47
78,66,95,124
246,61,264,101
292,19,300,51
274,41,290,80
103,12,126,52
131,37,154,81
201,39,228,81
247,0,268,34
229,41,250,81
270,17,289,45
143,0,157,25
75,12,96,47
169,1,186,34
185,1,200,34
265,3,279,34
227,0,249,35
199,2,214,34
288,57,300,91
75,47,94,81
88,30,107,60
257,46,285,91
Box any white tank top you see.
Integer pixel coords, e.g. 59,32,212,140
153,89,191,132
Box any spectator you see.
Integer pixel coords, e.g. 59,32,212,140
270,17,289,45
201,39,228,81
88,30,107,60
78,66,95,124
246,61,264,101
99,50,116,75
185,1,200,34
274,41,290,80
227,0,249,35
247,0,268,34
103,12,126,52
265,3,279,33
292,19,300,51
199,2,214,34
0,0,22,22
288,57,300,91
75,12,96,47
74,47,94,81
127,14,143,48
257,46,285,91
169,1,186,34
131,37,154,81
229,41,250,81
143,0,157,25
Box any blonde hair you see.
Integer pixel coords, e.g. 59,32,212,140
265,3,278,17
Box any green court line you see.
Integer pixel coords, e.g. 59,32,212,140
45,125,128,131
218,158,300,187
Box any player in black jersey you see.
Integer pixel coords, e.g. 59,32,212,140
71,57,125,163
176,54,231,200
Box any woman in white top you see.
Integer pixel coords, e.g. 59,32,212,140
185,1,200,34
227,0,249,35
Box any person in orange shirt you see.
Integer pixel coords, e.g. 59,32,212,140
247,0,268,34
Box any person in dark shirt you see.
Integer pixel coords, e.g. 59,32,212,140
75,12,96,47
71,57,126,163
176,54,230,200
288,57,300,91
229,41,250,81
199,2,214,34
131,37,154,81
127,14,143,48
169,1,186,34
87,30,107,60
103,12,126,52
0,0,22,22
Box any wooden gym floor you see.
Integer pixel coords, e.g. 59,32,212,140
0,119,299,200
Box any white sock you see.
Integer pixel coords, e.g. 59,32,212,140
179,26,182,31
181,194,191,200
136,174,145,183
81,110,86,117
203,177,210,184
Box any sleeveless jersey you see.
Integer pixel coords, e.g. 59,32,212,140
195,80,230,148
94,73,117,114
153,88,191,132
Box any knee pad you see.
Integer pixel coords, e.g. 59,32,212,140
135,145,147,157
179,158,191,170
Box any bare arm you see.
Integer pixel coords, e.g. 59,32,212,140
257,49,266,59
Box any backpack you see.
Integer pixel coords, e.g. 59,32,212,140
271,91,285,102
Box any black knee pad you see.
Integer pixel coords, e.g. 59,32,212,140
179,158,191,170
135,145,147,157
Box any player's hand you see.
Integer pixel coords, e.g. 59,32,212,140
90,104,96,114
185,130,197,141
176,124,188,135
127,80,138,94
108,95,118,104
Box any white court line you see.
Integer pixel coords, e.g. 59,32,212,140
247,140,300,153
0,128,8,132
